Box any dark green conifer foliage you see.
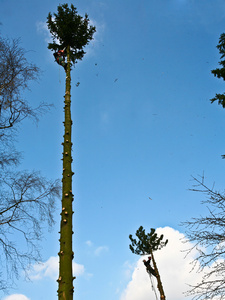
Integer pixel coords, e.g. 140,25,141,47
47,4,96,300
47,3,96,65
129,226,168,300
211,33,225,108
129,226,168,255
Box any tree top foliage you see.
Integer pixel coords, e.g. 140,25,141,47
129,226,168,255
211,33,225,107
47,3,96,65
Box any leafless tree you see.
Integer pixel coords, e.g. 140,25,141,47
182,175,225,300
0,36,61,291
0,171,60,282
0,37,51,138
0,36,52,168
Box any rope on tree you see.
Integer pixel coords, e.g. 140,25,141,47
148,272,159,300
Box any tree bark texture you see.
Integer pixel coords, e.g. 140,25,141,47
150,248,166,300
58,46,74,300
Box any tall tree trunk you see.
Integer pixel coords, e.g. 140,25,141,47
58,46,74,300
150,248,166,300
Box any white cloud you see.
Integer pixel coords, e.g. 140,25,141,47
28,256,85,281
120,227,214,300
90,18,105,45
122,261,137,281
73,261,85,277
86,240,93,247
36,21,52,44
3,295,30,300
28,256,58,280
85,240,109,256
94,246,109,256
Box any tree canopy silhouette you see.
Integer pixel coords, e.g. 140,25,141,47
129,226,168,255
211,33,225,107
129,226,168,300
47,3,96,65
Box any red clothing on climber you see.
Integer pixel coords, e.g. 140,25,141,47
53,49,67,71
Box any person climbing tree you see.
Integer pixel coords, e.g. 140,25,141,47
47,3,96,300
143,256,157,277
53,49,67,71
129,226,168,300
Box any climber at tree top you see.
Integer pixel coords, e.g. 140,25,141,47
143,256,157,277
53,49,67,71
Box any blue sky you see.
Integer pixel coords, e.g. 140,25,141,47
1,0,225,299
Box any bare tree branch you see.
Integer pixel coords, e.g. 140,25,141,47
182,176,225,300
0,37,52,139
0,35,61,291
0,170,61,282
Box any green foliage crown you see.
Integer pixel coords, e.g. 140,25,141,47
47,3,96,65
129,226,168,256
211,33,225,107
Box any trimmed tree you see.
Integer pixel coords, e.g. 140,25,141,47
47,4,96,300
129,226,168,300
211,33,225,108
210,33,225,158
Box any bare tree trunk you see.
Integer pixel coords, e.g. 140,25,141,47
150,248,166,300
58,46,74,300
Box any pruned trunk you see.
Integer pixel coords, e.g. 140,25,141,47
150,248,166,300
58,45,74,300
